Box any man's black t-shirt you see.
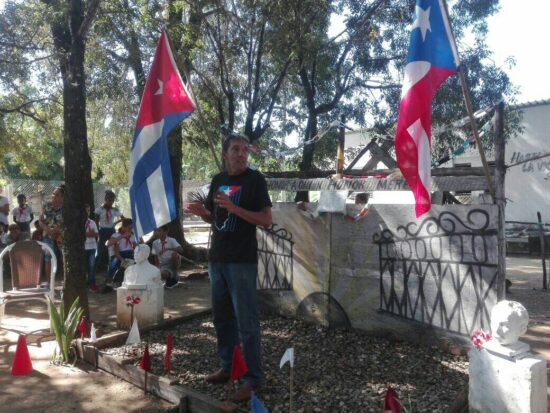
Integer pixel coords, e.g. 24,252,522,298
205,168,272,263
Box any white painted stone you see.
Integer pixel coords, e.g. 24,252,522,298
116,244,164,329
123,244,162,286
470,301,546,413
469,347,547,413
116,284,164,329
490,300,529,345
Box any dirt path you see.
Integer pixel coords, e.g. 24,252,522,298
1,258,548,412
0,275,211,412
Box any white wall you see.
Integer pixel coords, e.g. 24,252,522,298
451,102,550,223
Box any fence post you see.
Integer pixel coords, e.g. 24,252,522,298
335,115,346,176
537,211,547,290
494,102,506,300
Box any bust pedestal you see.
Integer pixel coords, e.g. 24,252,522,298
116,284,164,329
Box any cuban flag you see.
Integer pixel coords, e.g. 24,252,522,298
394,0,459,217
129,31,195,238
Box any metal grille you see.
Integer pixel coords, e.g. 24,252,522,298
373,209,498,335
257,224,294,290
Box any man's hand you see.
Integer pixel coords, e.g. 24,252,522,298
184,202,211,220
213,191,236,213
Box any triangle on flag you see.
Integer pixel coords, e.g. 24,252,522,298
139,344,151,372
164,334,172,373
279,347,294,369
90,323,98,343
250,391,268,413
230,345,248,381
78,316,88,338
383,386,402,413
126,319,141,345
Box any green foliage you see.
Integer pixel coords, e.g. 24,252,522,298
47,296,84,364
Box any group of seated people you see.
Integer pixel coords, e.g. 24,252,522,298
1,187,184,293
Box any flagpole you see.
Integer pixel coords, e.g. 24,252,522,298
440,0,495,199
289,365,294,413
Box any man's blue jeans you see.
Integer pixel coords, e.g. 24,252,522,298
208,262,263,388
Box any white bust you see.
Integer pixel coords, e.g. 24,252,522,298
123,244,161,286
490,300,529,346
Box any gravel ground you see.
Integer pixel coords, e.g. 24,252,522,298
105,314,468,412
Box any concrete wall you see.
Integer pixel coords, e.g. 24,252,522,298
259,203,500,344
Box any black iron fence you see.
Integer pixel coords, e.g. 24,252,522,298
257,224,294,290
373,209,498,335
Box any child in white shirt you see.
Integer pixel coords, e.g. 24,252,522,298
152,225,183,288
84,204,99,292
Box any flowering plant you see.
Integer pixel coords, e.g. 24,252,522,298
471,328,492,350
126,295,141,306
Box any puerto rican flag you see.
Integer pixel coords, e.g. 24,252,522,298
129,31,195,239
394,0,459,217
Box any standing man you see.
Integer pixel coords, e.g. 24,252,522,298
185,133,272,402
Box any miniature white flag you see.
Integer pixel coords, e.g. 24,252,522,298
544,168,550,180
126,319,141,344
90,323,97,343
279,347,294,369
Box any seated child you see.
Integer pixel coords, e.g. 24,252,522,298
32,220,44,241
105,218,136,289
151,225,183,288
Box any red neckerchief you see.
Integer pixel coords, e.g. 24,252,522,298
19,205,26,217
161,239,167,254
104,206,111,224
85,219,92,232
122,234,132,248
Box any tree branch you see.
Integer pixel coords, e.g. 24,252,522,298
78,0,101,38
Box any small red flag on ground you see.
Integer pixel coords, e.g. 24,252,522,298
230,345,248,381
78,316,88,338
12,335,33,375
139,345,151,372
164,334,172,373
383,386,402,413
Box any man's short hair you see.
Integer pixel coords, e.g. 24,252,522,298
158,224,169,232
8,223,19,231
222,132,250,153
17,193,26,201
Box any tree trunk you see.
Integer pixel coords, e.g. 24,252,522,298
295,112,318,202
49,0,93,315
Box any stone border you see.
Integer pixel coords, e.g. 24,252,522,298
75,310,238,413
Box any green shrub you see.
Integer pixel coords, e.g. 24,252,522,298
47,296,84,363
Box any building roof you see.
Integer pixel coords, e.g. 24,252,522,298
512,98,550,110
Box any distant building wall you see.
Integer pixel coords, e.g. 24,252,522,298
452,100,550,223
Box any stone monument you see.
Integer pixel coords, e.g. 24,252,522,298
116,244,164,329
469,300,547,413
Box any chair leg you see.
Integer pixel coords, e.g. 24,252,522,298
0,301,5,324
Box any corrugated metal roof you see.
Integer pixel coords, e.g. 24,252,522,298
512,98,550,109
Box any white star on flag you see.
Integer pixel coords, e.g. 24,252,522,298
154,79,164,95
412,5,431,41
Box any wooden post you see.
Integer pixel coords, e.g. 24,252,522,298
493,101,506,300
440,1,495,199
335,115,346,176
537,211,547,290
